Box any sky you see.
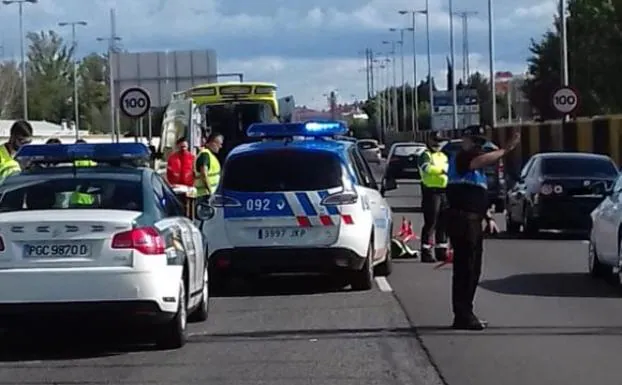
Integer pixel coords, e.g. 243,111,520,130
0,0,558,109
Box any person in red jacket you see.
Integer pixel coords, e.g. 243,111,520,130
166,137,195,186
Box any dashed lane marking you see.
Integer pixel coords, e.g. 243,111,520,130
375,277,393,292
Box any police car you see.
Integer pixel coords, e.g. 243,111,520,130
0,143,208,349
196,121,393,292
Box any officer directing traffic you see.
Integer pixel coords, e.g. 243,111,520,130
418,132,449,263
446,125,520,330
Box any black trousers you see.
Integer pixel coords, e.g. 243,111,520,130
420,187,447,247
446,209,484,319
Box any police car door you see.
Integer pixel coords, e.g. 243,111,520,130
349,147,389,259
151,174,201,300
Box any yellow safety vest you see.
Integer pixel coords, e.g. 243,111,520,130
74,160,97,167
419,150,448,188
70,161,97,205
194,148,221,197
0,144,20,184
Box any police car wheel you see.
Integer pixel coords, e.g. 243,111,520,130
189,265,210,322
155,278,187,350
350,239,374,291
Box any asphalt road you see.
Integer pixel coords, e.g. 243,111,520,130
386,182,622,385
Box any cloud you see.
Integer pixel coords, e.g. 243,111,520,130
0,0,555,108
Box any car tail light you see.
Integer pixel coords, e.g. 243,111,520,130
321,191,358,205
111,227,165,255
211,194,241,207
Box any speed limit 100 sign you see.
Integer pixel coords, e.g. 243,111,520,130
552,86,579,114
119,87,151,118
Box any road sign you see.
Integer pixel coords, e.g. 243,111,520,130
119,87,151,118
552,86,579,114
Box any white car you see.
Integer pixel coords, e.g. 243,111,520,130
0,143,208,349
588,173,622,284
197,121,393,291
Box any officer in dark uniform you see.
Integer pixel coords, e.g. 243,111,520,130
446,125,520,330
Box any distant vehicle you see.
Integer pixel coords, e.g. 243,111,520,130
0,143,209,349
383,142,427,183
507,152,618,235
440,139,506,212
357,139,382,164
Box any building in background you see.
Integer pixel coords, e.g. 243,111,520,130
432,89,480,131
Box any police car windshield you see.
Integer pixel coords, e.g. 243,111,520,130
542,157,619,178
0,176,143,212
223,150,343,192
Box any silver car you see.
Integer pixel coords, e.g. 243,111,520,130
357,139,381,164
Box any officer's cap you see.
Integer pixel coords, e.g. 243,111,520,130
461,125,488,143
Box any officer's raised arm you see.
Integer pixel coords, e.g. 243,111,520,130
469,127,520,170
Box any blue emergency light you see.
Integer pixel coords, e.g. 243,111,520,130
15,142,150,164
246,120,348,138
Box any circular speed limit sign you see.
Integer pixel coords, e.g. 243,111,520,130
552,86,579,114
119,87,151,118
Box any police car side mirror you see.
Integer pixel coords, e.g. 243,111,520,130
383,178,397,191
196,202,215,220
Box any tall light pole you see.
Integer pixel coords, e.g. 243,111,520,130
424,0,434,129
487,0,497,125
383,38,398,130
448,0,458,129
560,0,569,87
399,10,426,133
3,0,37,120
59,21,87,139
390,28,408,131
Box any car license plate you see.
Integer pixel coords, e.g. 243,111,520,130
257,228,306,239
23,243,90,258
403,168,418,172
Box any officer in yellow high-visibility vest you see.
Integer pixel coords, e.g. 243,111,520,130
70,138,97,206
0,120,33,183
194,132,224,202
418,132,449,263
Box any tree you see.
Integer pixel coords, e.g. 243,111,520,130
78,53,110,133
523,0,622,118
20,30,74,122
0,61,21,118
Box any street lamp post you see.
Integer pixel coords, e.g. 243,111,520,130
97,35,121,141
560,0,569,87
59,21,87,139
3,0,37,120
383,38,398,131
448,0,459,129
399,10,426,134
487,0,497,125
391,28,407,131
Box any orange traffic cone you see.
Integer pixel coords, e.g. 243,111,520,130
397,217,408,238
434,247,454,269
403,220,418,242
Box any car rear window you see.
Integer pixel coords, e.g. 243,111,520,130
0,177,143,212
358,141,378,150
542,157,619,177
393,145,425,157
223,150,343,192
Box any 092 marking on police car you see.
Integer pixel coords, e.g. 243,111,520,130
258,228,306,239
24,243,90,258
246,198,271,211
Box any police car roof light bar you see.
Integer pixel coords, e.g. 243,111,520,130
246,120,348,138
15,143,150,164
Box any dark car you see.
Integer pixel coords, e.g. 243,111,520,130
384,142,426,181
440,139,507,213
505,152,619,235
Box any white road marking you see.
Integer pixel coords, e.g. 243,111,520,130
374,277,393,292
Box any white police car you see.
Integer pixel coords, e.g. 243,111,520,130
196,121,393,291
0,143,208,349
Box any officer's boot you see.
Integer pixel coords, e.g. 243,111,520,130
420,245,436,263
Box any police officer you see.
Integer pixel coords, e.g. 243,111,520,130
0,120,33,183
194,132,224,202
418,132,449,263
74,139,97,167
70,138,97,206
446,125,520,330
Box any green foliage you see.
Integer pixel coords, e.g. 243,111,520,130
524,0,622,118
0,29,113,133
